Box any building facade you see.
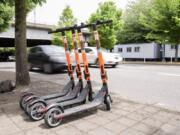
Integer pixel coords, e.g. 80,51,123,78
114,43,180,61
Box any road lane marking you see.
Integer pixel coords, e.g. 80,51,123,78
158,72,180,77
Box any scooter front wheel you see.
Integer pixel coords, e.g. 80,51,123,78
105,95,112,111
44,107,63,128
29,102,46,121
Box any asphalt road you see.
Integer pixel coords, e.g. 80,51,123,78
1,62,180,112
89,65,180,112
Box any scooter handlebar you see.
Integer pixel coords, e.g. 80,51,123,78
48,25,78,34
48,20,113,34
96,20,113,25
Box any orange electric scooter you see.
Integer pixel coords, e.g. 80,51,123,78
44,20,113,127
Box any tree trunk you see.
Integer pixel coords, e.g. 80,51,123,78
174,45,179,62
15,0,30,86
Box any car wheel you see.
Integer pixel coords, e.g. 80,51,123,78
43,64,53,73
112,64,117,68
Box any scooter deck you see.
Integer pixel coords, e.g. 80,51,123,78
57,83,89,108
45,81,82,104
40,80,73,100
58,86,106,118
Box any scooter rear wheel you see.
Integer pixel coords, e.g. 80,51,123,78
19,93,34,110
44,107,63,128
25,97,39,115
29,102,46,121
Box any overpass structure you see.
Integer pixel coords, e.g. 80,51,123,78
0,22,53,47
0,22,90,48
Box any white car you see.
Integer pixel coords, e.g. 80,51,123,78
73,47,122,67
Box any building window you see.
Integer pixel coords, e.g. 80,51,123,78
118,48,123,52
134,47,140,52
126,47,132,52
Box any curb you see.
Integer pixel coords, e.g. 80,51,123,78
121,62,180,66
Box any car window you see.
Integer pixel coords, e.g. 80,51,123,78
36,47,43,53
29,47,43,53
42,46,64,54
85,48,93,53
30,48,36,53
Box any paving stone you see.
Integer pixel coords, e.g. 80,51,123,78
120,128,146,135
175,130,180,135
69,119,85,125
116,117,138,127
118,102,132,108
121,106,137,112
7,131,25,135
10,114,43,130
0,113,20,135
151,113,171,123
74,120,99,132
132,104,146,110
99,112,121,121
104,121,127,134
2,103,23,118
152,130,179,135
135,109,152,117
153,129,180,135
149,130,165,135
51,122,71,131
127,112,148,121
97,110,110,116
88,126,115,135
156,111,175,119
168,115,180,127
55,125,84,135
142,117,164,128
83,114,98,121
158,124,180,134
112,109,130,116
132,123,158,134
19,127,56,135
143,106,160,114
87,115,111,126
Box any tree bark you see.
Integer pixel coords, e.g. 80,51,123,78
15,0,30,86
175,45,179,62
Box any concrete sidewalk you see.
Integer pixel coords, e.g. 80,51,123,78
0,90,180,135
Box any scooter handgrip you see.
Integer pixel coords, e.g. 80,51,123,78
96,20,113,25
48,26,77,34
48,30,53,34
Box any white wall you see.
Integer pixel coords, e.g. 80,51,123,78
114,43,160,59
165,45,180,58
